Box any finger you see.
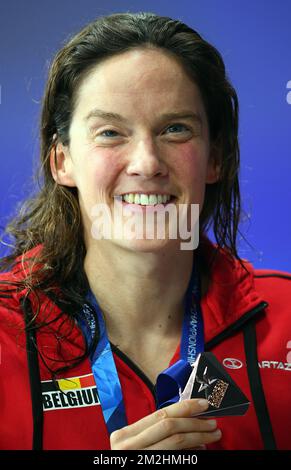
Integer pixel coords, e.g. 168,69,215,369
144,428,222,450
189,444,207,450
129,417,217,449
111,399,209,443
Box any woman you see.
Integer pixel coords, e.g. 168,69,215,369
0,12,290,450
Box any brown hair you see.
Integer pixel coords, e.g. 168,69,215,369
0,12,244,371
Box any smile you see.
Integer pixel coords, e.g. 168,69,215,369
115,193,176,206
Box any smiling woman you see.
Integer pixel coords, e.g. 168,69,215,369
0,11,290,451
52,46,216,255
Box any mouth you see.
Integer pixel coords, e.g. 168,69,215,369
113,193,177,207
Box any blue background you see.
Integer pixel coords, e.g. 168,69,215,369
0,0,290,270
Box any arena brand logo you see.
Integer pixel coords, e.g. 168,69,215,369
223,357,291,372
223,358,243,369
259,361,291,371
287,80,291,104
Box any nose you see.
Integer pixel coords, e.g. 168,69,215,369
126,137,168,178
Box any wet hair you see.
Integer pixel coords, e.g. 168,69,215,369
0,12,243,375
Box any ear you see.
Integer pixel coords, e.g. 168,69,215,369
50,135,76,187
206,142,221,184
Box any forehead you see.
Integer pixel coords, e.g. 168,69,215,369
74,48,205,118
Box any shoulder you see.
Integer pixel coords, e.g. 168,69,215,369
253,268,291,297
252,268,291,325
0,270,26,339
0,295,26,352
0,244,45,334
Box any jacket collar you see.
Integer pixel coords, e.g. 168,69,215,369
199,237,267,343
10,239,267,345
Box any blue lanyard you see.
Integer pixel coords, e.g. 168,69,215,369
181,256,204,363
155,260,204,409
78,295,128,434
78,258,204,435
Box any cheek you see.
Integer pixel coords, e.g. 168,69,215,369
77,151,122,231
78,149,122,195
174,147,208,187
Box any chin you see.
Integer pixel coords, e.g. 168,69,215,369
113,237,180,253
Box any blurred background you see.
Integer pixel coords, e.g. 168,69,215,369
0,0,290,270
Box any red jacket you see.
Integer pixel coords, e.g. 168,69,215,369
0,240,290,450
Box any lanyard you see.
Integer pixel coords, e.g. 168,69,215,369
78,294,127,434
78,257,204,435
181,254,204,363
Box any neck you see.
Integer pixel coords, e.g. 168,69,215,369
84,242,194,346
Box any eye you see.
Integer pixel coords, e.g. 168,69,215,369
165,123,191,134
99,129,119,138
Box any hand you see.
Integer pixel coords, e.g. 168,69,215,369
110,399,222,450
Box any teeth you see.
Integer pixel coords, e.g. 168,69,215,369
140,194,148,205
121,193,172,205
149,195,158,205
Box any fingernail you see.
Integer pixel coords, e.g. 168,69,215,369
213,429,222,438
198,399,209,408
207,419,217,428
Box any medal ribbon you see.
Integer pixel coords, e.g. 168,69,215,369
78,256,204,434
155,259,204,408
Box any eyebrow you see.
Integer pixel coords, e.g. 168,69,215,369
84,108,203,126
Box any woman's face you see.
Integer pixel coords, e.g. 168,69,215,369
52,47,218,252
